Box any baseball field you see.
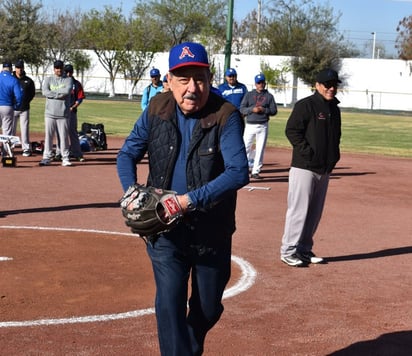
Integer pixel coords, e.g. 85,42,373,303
0,99,411,355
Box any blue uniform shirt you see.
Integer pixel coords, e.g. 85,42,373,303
0,70,22,108
218,81,248,109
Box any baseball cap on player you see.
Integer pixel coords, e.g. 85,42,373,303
169,42,209,72
53,60,64,69
15,59,24,68
64,64,74,73
2,60,12,68
225,68,237,77
316,68,341,83
150,68,160,77
255,73,266,83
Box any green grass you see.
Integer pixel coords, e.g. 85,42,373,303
268,107,412,158
28,96,412,158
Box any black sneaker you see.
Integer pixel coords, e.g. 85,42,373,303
251,173,263,179
296,251,324,264
281,254,304,267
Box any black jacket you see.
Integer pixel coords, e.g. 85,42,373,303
12,71,35,111
285,91,341,174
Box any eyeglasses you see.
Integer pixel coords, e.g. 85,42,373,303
256,81,265,85
322,81,338,89
227,75,236,78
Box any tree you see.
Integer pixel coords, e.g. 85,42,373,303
122,8,165,99
79,7,130,97
0,0,46,65
41,10,84,64
396,15,412,60
133,0,227,52
256,0,358,87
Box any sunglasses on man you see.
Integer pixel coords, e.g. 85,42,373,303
322,81,339,89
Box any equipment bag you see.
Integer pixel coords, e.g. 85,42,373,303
81,122,108,150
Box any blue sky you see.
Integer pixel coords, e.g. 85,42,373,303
43,0,411,56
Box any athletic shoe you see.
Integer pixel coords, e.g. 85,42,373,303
53,153,62,161
297,251,324,264
62,159,72,167
251,173,263,179
22,150,32,157
39,159,50,166
281,254,304,267
76,156,85,162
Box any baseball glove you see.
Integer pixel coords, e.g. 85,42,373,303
120,184,184,241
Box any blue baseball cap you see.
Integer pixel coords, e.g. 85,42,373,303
255,73,266,83
169,42,209,72
150,68,160,77
225,68,237,76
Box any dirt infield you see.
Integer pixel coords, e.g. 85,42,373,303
1,136,411,355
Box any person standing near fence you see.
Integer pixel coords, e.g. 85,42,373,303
63,64,85,162
140,68,163,111
0,60,22,153
280,68,342,267
218,68,247,109
39,60,72,167
12,60,35,157
240,73,277,179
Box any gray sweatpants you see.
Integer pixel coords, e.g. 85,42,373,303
56,110,82,158
0,105,15,136
43,116,70,160
280,167,330,257
13,110,31,152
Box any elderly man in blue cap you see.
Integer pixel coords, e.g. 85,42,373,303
117,42,249,355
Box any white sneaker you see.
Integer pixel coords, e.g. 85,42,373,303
297,251,324,264
62,159,72,167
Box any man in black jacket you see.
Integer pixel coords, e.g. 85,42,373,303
13,60,36,157
280,68,342,267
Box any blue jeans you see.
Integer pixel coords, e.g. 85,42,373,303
147,227,232,356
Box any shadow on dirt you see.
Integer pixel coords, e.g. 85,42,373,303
327,330,412,355
325,246,412,262
0,202,119,217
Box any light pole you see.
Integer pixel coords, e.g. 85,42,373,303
257,0,262,55
371,32,376,59
224,0,234,71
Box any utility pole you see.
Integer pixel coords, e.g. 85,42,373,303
371,32,376,59
224,0,234,71
257,0,262,55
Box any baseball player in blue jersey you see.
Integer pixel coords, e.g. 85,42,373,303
117,42,249,355
218,68,248,109
0,60,22,149
140,68,163,111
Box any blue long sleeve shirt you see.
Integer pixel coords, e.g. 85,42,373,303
0,70,22,108
117,104,249,208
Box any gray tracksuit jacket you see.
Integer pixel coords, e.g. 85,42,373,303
42,75,72,119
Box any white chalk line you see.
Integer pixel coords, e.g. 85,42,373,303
0,225,257,328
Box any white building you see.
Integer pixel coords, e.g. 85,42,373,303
34,51,412,111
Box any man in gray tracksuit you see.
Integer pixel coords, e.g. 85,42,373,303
39,60,73,167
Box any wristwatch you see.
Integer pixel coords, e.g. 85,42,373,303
186,194,196,211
